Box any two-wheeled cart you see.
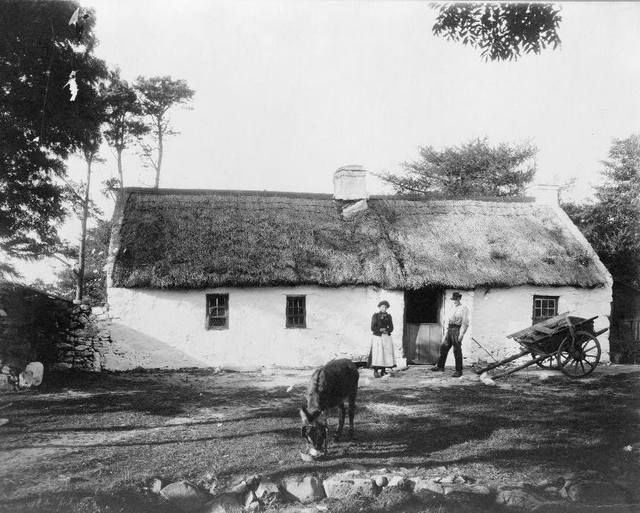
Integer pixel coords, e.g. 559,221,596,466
474,313,608,379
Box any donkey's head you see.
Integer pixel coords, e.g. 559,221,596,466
299,406,328,457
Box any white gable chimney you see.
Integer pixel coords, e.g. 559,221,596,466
333,165,369,200
527,184,560,206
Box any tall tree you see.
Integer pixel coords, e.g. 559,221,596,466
432,3,562,61
382,138,537,197
563,135,640,288
76,135,103,302
0,1,107,272
101,69,148,201
69,67,108,301
135,76,194,188
53,218,112,305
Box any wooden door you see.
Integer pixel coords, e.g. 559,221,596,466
403,288,443,364
405,323,442,364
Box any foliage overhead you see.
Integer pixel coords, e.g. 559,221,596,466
382,138,537,197
134,76,194,188
563,135,640,288
432,3,562,61
0,0,107,263
101,69,148,193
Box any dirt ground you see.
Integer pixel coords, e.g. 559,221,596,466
0,364,639,513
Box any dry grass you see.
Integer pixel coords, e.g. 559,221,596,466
0,367,638,513
109,189,607,290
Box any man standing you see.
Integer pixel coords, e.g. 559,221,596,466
431,292,469,377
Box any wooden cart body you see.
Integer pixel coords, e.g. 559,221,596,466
475,312,608,379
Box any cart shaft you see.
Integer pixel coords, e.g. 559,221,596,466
490,353,552,379
474,349,530,374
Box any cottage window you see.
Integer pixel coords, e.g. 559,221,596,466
206,294,229,330
286,296,306,328
532,295,558,323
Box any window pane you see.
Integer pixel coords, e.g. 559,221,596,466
533,296,558,322
286,296,305,327
206,294,229,330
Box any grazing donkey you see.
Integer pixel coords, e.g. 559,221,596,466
299,358,359,457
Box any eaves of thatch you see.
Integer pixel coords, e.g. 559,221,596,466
107,188,610,291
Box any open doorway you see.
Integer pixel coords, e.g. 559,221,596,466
403,288,444,364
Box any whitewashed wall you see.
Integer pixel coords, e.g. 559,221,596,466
107,283,611,370
468,285,612,363
107,286,405,370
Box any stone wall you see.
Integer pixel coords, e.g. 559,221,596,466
51,304,112,372
0,283,112,388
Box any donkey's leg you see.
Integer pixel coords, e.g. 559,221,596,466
347,395,356,440
335,403,346,442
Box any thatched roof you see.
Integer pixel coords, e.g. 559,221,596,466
107,188,609,290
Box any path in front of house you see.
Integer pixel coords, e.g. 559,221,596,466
0,364,638,512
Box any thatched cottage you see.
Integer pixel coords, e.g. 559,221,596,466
106,167,612,369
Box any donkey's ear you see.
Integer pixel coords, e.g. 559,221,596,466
299,407,311,424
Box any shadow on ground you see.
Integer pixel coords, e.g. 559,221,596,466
0,367,638,512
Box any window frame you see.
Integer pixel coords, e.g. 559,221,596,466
532,295,559,324
206,293,229,330
286,295,307,329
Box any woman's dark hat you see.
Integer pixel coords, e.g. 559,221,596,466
450,292,462,300
377,300,390,308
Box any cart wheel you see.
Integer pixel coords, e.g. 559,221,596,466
533,354,562,369
557,331,601,378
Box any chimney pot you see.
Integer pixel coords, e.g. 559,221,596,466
333,165,368,200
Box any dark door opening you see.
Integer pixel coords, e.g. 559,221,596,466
404,288,443,364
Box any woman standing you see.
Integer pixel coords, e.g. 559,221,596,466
370,300,396,378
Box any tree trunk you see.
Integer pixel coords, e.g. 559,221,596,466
117,148,124,203
75,157,92,303
154,120,163,188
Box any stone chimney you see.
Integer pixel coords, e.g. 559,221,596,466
333,165,369,201
526,184,560,206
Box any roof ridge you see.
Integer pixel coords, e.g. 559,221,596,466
122,187,334,199
122,187,536,204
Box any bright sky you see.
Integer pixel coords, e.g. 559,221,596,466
13,0,640,283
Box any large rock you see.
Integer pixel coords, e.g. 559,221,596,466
440,474,466,485
566,481,629,504
373,475,388,488
198,493,243,513
18,362,43,388
159,480,211,512
387,475,408,489
149,477,163,494
412,478,443,495
282,475,326,503
323,475,378,499
442,483,492,496
255,478,280,500
496,488,543,510
243,490,258,509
